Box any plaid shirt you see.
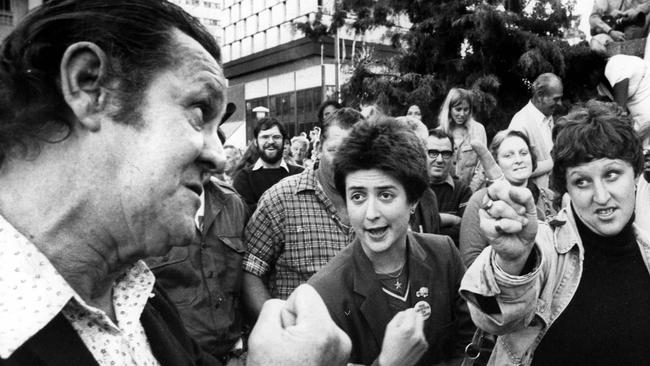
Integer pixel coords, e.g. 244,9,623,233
243,168,352,299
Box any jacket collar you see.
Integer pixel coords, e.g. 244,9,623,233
551,203,650,257
201,181,225,233
550,205,581,254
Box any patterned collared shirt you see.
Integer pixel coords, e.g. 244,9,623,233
242,168,352,299
0,214,160,366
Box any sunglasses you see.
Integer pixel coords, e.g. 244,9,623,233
427,149,453,159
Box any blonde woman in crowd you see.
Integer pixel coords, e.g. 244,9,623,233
438,88,487,191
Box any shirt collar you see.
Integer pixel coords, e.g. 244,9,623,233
0,213,156,359
526,100,553,125
431,174,455,189
62,260,155,334
252,158,290,172
0,215,76,359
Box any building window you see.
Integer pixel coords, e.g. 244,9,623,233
202,18,220,26
296,87,321,133
0,0,11,26
269,92,296,136
245,97,269,126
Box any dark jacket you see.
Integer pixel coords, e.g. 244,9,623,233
147,181,249,358
410,187,441,234
1,284,220,366
309,232,474,366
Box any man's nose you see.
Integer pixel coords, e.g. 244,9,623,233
199,128,226,175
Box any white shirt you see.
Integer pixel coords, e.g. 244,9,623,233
605,55,650,130
251,157,290,172
0,214,160,366
509,100,554,189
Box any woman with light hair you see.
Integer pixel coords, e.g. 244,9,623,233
438,88,487,191
288,134,310,167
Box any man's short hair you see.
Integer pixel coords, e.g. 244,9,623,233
253,117,288,140
317,100,343,124
0,0,220,167
321,107,364,141
551,100,643,195
334,117,428,204
428,128,455,151
532,73,562,97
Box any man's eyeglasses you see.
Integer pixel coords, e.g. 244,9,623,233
427,149,453,160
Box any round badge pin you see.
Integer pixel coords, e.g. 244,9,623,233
414,301,431,320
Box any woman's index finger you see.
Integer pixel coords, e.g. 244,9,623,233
470,140,503,181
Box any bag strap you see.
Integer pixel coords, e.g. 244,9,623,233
460,328,486,366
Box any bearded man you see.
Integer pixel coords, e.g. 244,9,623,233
233,117,303,211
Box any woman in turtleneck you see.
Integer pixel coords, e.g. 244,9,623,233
459,100,650,366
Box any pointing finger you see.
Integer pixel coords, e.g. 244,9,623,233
470,139,503,182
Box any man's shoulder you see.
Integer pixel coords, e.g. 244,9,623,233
208,179,246,208
266,168,316,196
309,244,355,297
509,107,532,129
453,177,472,195
253,170,317,216
410,232,461,268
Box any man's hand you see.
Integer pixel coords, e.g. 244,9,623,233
620,8,641,21
247,284,351,366
471,140,538,275
377,309,429,366
609,29,626,41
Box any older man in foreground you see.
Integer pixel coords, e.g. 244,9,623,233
0,1,349,365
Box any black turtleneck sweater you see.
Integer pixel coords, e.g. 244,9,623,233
532,209,650,366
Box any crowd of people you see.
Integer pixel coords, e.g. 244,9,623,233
2,1,650,366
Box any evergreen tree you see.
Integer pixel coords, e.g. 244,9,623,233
296,0,597,137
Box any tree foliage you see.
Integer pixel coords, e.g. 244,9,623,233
296,0,597,138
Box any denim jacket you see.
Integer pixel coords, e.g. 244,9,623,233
459,204,650,366
451,119,487,192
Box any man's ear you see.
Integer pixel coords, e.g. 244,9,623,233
60,42,109,132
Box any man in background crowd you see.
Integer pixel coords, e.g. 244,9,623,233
242,108,363,315
426,129,472,246
509,72,563,190
233,117,303,211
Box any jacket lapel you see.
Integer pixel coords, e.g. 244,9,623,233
141,301,194,366
22,313,98,366
353,240,395,347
